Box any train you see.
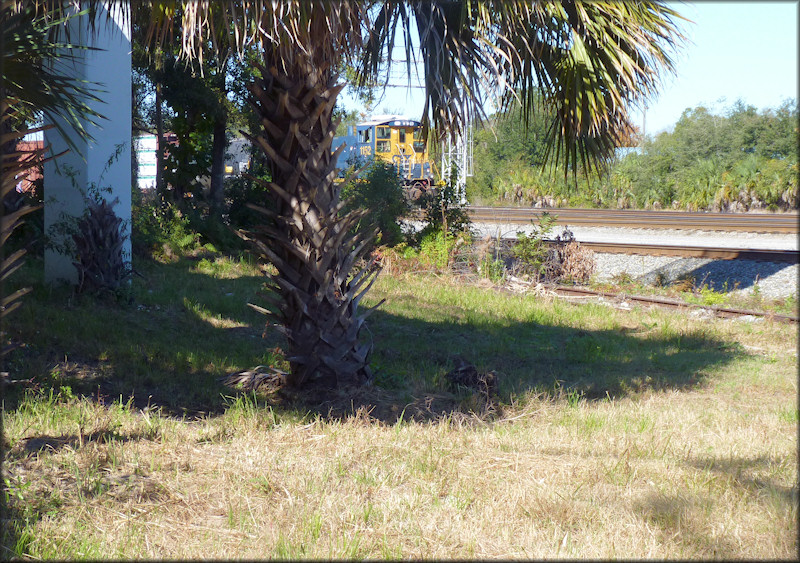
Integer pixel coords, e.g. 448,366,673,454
135,116,441,199
331,115,439,200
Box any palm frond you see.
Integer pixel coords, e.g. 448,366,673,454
145,1,366,77
2,2,107,153
358,0,685,172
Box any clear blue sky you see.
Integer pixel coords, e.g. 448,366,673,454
339,1,798,136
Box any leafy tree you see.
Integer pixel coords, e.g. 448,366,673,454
133,5,246,211
469,99,555,202
629,99,798,211
415,169,472,242
146,1,685,390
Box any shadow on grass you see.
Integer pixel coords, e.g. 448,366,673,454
3,255,275,417
630,453,798,556
18,428,159,454
0,256,751,558
5,255,741,423
321,303,738,422
631,490,742,557
684,453,798,506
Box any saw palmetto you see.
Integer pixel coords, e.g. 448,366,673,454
71,196,129,294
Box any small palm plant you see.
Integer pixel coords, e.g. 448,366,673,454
71,196,130,295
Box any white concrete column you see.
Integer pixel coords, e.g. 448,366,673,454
44,2,131,284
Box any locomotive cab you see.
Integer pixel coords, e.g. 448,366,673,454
332,115,436,199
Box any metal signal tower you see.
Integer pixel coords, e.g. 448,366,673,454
440,123,473,204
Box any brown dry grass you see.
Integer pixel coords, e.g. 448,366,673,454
5,343,796,559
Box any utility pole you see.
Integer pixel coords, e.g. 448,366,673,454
642,104,647,146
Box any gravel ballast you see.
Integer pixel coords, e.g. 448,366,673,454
468,221,798,299
592,253,797,299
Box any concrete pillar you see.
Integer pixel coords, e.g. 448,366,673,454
43,2,131,284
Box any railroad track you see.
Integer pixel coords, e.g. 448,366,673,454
551,241,798,263
468,206,799,233
541,284,799,324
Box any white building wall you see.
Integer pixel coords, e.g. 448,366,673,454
43,2,131,284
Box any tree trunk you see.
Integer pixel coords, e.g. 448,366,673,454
155,82,165,196
209,112,226,212
173,108,197,202
241,46,381,390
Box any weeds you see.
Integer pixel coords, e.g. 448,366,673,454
131,192,202,259
611,271,635,286
510,213,595,283
414,230,471,271
560,241,596,284
684,284,729,307
479,255,506,284
512,212,558,278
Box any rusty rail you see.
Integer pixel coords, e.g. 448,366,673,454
552,241,798,263
543,284,798,324
468,206,799,234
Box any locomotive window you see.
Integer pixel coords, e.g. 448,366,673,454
376,126,391,139
359,129,370,143
413,141,426,152
398,129,406,143
376,140,390,153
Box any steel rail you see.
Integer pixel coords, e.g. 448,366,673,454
549,241,799,263
542,284,799,324
468,206,799,233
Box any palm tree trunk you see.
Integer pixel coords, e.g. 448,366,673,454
209,112,226,211
241,46,381,389
154,82,165,196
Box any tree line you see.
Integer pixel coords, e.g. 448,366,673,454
469,98,798,212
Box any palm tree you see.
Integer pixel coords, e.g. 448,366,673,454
147,0,685,390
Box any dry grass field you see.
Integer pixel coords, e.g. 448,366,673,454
2,255,797,559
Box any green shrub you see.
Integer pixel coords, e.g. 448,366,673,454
223,172,273,233
413,177,471,244
511,212,557,278
131,190,200,258
340,159,409,247
682,282,729,307
480,256,506,284
183,203,245,253
418,230,457,270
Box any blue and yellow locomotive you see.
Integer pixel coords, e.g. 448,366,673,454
332,115,437,199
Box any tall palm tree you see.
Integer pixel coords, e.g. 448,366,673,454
149,0,685,390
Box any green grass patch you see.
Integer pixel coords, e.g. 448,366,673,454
4,253,271,415
3,250,777,418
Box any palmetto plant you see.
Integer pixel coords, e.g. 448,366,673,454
147,0,685,390
72,196,130,294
